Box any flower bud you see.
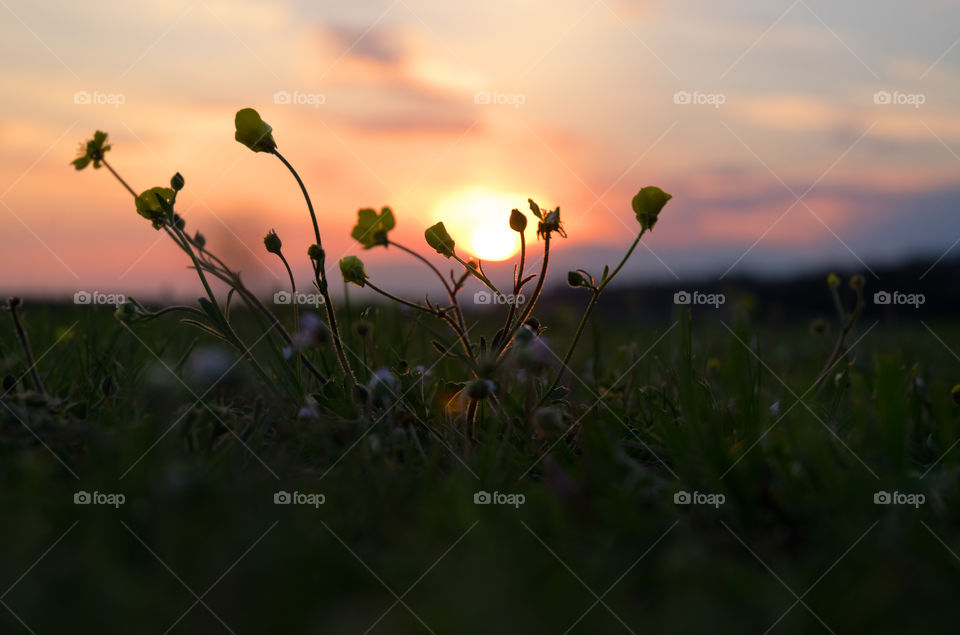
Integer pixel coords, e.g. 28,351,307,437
567,271,585,288
170,172,185,191
849,274,864,291
509,208,527,232
465,378,496,400
308,244,324,261
827,273,840,288
264,229,282,255
193,232,206,248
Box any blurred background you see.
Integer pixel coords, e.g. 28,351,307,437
2,0,959,300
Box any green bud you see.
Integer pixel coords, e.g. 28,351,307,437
234,108,277,153
425,222,456,258
567,271,586,288
465,378,496,400
193,232,206,248
509,208,527,232
307,244,324,261
170,172,185,191
631,186,672,232
339,255,367,287
264,229,282,255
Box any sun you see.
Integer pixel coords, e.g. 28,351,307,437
431,188,526,261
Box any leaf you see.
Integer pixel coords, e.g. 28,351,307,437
339,256,368,287
528,198,543,220
351,207,395,248
425,222,455,258
234,108,277,153
631,186,672,232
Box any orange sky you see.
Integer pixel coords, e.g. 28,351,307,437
2,0,960,301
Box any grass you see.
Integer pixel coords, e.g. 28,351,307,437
1,297,957,634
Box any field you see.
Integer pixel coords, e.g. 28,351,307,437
1,294,958,634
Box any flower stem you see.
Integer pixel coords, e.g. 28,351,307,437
101,158,137,198
272,149,356,389
4,299,44,394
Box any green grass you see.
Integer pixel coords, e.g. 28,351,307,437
0,301,958,634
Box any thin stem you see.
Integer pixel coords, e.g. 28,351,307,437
599,228,646,292
273,149,356,389
101,158,137,198
539,228,648,403
277,250,301,382
497,233,550,358
365,281,434,313
5,300,44,394
499,232,526,343
389,240,473,362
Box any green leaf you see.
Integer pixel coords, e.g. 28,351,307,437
424,222,455,258
234,108,277,153
134,187,175,230
631,186,672,232
351,207,395,248
339,256,368,287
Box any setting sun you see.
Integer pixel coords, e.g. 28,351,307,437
432,189,528,261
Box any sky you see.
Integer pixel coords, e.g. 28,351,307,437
2,0,960,302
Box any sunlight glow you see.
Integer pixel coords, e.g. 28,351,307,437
432,189,525,261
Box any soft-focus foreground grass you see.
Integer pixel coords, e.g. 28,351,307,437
1,301,958,634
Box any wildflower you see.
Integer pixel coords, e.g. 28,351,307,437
291,312,328,351
465,378,496,400
264,229,283,255
339,256,368,287
134,187,174,230
234,108,276,153
425,222,456,257
827,273,840,288
631,186,672,232
185,346,236,387
849,274,864,291
707,357,721,373
71,131,111,170
367,368,400,406
351,207,395,248
536,204,566,240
